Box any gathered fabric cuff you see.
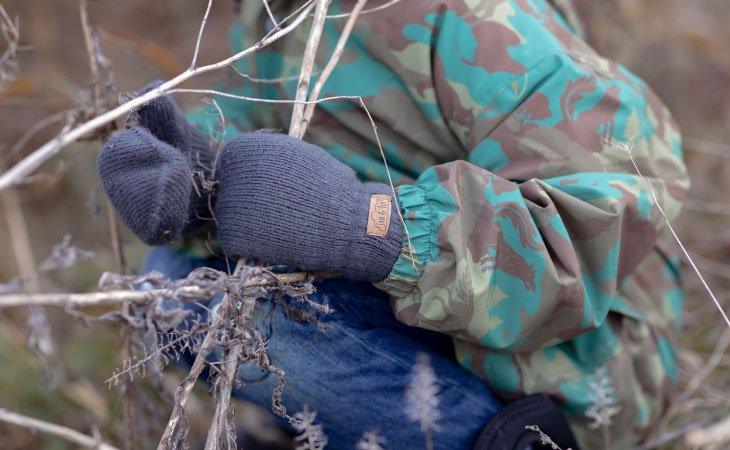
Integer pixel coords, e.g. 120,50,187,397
375,184,438,297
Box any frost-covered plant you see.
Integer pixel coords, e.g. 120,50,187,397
586,365,621,448
405,352,441,450
356,430,386,450
525,425,572,450
292,406,328,450
586,366,621,429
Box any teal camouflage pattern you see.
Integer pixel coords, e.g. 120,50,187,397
186,1,690,447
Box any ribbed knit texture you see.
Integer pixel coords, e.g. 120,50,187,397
98,81,217,245
137,81,217,235
99,128,191,245
215,133,403,282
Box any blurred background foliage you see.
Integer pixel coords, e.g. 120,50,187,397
0,0,729,448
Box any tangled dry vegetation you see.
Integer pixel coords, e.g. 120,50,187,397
0,1,411,448
1,0,730,449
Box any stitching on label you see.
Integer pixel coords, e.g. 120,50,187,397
367,194,392,237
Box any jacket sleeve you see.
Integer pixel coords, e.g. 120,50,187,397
375,9,689,353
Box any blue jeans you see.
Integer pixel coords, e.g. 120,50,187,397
143,247,502,449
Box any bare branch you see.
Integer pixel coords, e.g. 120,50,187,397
37,234,94,273
191,0,214,69
301,0,368,131
2,184,40,293
1,180,60,362
168,88,419,275
325,0,402,19
168,3,337,444
0,287,202,308
0,408,120,450
0,3,23,83
0,111,70,168
0,271,332,309
203,328,243,450
170,87,359,105
262,0,278,28
228,63,320,84
106,207,125,274
203,352,241,450
0,0,316,191
107,200,137,450
289,0,332,139
156,263,246,450
80,2,134,443
80,0,101,110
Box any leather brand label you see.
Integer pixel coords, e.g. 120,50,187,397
367,194,392,237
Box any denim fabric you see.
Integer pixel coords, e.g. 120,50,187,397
143,246,502,449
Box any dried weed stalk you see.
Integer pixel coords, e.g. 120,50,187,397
0,0,410,448
38,234,95,272
0,0,319,190
405,353,441,450
525,425,571,450
356,430,387,450
292,406,328,450
0,3,25,84
585,366,620,448
0,408,120,450
607,134,730,329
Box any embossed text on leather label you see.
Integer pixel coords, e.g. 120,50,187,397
366,194,392,237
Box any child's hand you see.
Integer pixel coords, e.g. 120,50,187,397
98,81,216,245
214,133,403,282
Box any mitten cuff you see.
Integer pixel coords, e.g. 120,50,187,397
344,182,404,282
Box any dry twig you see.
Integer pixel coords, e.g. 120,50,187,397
262,0,278,28
81,2,137,444
325,0,402,19
301,0,368,129
156,266,247,450
0,2,402,449
0,0,317,191
0,271,331,309
607,136,730,330
0,3,24,83
190,0,214,69
1,172,58,368
289,0,332,139
0,408,120,450
200,1,333,445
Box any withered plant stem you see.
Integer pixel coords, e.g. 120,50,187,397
0,408,120,450
0,0,317,191
289,0,331,139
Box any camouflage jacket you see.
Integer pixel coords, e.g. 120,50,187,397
186,0,690,447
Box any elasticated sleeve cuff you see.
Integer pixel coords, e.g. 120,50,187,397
374,183,439,297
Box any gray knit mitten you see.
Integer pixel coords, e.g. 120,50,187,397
98,81,216,245
215,133,403,282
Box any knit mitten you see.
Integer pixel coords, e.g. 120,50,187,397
98,81,217,245
215,133,403,282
